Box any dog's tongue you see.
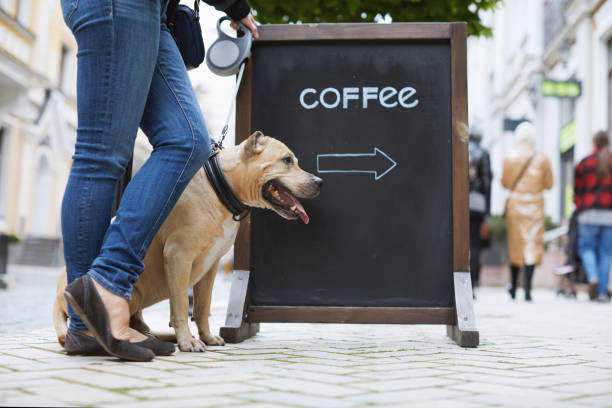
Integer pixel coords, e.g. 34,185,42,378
278,187,309,224
293,200,309,224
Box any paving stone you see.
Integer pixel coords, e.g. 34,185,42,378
260,367,360,385
157,352,218,363
215,347,296,355
461,393,580,408
446,381,573,401
545,380,612,395
91,363,190,380
351,376,461,392
415,400,489,408
0,377,69,390
2,347,65,360
129,381,261,399
569,393,612,406
270,362,364,375
287,350,376,362
441,372,558,388
351,367,451,380
247,391,352,408
23,381,134,405
250,378,363,397
541,372,612,385
346,387,468,404
98,396,242,408
51,368,161,389
124,359,194,371
0,389,72,407
443,365,536,378
160,370,265,386
0,353,40,365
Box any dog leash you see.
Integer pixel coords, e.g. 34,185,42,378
205,61,250,221
210,60,246,154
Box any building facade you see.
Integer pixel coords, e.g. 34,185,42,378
468,0,612,224
0,0,77,265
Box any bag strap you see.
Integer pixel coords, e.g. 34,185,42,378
510,153,536,191
193,0,200,19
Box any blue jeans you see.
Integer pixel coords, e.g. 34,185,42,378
578,223,612,295
60,0,210,331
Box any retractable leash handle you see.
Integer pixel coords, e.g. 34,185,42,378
206,16,254,154
206,16,253,76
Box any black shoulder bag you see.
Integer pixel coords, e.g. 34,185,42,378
166,0,205,70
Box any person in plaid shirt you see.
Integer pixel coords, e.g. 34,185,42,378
574,131,612,301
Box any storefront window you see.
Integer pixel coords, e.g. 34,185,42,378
16,0,30,27
0,0,11,13
0,127,5,218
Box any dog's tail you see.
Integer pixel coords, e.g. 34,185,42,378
53,269,69,347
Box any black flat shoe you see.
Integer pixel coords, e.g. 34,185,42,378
64,328,106,356
64,328,175,356
64,275,155,362
135,336,175,356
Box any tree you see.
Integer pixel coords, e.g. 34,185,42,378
250,0,502,37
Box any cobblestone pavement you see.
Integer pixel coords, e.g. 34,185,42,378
1,265,612,407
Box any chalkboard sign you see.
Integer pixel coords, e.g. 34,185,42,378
220,23,478,347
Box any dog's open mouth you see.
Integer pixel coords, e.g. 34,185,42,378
262,180,309,224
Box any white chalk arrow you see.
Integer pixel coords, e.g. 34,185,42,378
316,147,397,181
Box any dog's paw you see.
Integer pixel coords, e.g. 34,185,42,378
201,333,225,346
178,337,207,352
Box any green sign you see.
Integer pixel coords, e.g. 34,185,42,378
564,184,574,219
560,120,576,153
541,79,581,98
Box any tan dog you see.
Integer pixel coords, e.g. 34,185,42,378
54,131,323,351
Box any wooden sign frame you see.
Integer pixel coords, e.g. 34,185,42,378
219,22,478,348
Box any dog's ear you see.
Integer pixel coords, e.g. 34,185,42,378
244,131,266,158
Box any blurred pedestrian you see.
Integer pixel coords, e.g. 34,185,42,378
501,122,553,301
574,131,612,302
468,127,492,294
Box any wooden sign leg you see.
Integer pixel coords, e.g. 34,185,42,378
447,271,479,347
219,269,259,343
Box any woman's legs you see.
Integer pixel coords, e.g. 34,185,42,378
578,223,601,299
597,226,612,297
87,19,210,302
523,264,534,301
508,265,520,299
61,0,161,332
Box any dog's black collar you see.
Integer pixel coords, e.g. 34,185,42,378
204,153,250,221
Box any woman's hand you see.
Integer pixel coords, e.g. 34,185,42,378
231,13,259,39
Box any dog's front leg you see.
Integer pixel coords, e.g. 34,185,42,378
193,260,225,346
166,253,206,352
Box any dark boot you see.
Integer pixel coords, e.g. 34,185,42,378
588,280,600,301
508,265,519,300
524,264,535,301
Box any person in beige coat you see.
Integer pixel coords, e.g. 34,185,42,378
501,122,553,301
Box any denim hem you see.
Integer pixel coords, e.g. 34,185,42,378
68,323,88,332
88,270,132,301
